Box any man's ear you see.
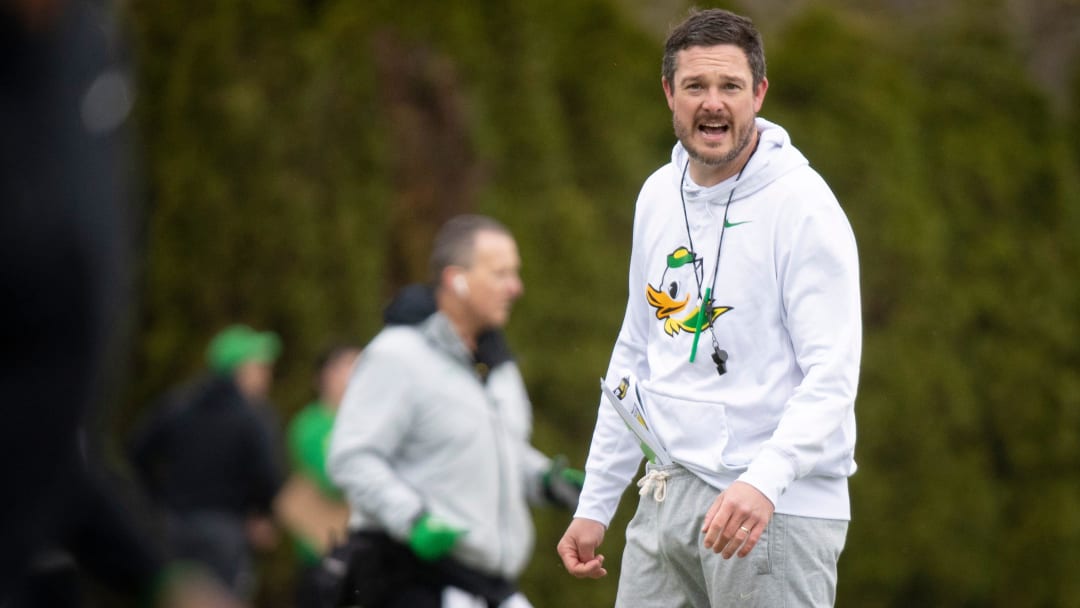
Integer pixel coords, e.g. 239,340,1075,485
439,266,468,297
662,76,675,111
452,274,469,297
753,77,769,112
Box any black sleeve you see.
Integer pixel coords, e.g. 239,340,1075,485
245,410,286,515
127,384,194,501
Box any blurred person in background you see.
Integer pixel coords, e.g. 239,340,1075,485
1,1,244,606
277,343,361,607
129,325,285,600
558,8,861,607
326,215,584,608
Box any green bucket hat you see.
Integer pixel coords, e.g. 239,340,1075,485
206,324,282,373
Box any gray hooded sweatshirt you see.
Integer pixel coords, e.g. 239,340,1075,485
328,312,549,580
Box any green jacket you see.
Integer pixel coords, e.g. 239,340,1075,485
287,401,341,500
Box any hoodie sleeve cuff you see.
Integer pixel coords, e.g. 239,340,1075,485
386,502,426,542
737,447,798,508
573,469,628,527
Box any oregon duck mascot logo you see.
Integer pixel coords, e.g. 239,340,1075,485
645,247,732,337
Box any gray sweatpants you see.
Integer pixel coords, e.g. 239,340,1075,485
615,464,848,607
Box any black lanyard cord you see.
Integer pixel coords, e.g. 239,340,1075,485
677,139,760,374
677,151,753,305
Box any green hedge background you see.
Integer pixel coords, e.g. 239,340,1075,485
106,0,1079,605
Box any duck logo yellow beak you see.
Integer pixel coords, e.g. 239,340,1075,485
646,247,733,337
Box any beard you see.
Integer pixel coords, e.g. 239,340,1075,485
673,111,756,169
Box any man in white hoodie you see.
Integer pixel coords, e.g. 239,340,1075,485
557,8,861,607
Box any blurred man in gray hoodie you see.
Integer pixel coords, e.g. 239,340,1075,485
329,215,582,608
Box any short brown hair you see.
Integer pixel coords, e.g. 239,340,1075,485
662,8,766,90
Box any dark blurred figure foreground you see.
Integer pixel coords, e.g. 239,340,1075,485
1,0,131,592
1,2,244,606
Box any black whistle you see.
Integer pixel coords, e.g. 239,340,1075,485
711,347,729,376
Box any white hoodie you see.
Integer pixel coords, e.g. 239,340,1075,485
576,118,861,526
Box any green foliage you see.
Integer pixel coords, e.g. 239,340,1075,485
115,0,1079,606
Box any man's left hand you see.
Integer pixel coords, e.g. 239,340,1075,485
701,481,774,559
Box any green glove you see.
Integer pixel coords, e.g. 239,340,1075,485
544,455,585,510
408,514,465,562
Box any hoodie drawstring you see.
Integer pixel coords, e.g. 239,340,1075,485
637,469,671,502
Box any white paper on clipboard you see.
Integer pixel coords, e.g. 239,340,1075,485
600,377,672,465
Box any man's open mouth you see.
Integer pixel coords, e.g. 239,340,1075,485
699,121,730,136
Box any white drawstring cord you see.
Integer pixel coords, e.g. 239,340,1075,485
637,469,670,502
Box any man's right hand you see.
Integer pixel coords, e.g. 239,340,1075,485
408,514,465,562
557,517,607,579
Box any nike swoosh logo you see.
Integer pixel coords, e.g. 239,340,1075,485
724,219,752,228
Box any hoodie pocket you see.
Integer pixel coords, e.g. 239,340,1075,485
641,389,754,471
717,401,779,468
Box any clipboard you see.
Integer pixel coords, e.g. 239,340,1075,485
600,377,672,465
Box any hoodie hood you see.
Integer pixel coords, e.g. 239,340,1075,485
383,283,437,325
671,117,809,204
